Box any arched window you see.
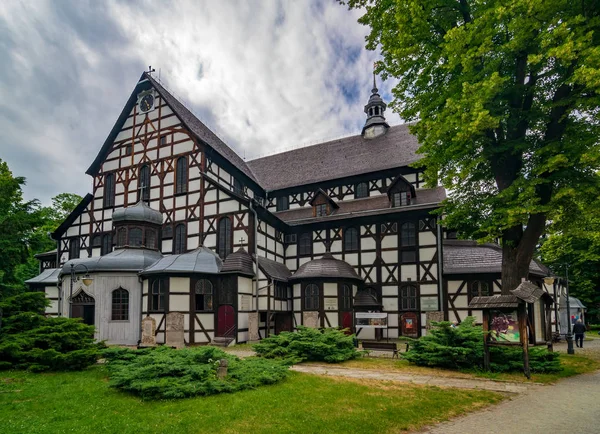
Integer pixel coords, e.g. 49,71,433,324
339,284,352,311
112,288,129,320
117,227,127,247
233,178,243,195
304,284,320,310
355,182,369,199
217,217,232,259
162,224,173,239
139,165,150,202
175,157,188,194
101,233,112,255
195,279,213,311
298,232,312,256
129,227,143,247
470,281,489,298
400,285,418,311
103,173,115,208
92,235,102,247
145,229,157,249
343,228,359,252
149,279,167,311
69,238,80,259
174,224,186,254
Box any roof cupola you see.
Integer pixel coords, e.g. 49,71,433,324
362,73,389,139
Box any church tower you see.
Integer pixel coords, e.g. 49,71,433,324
362,74,390,139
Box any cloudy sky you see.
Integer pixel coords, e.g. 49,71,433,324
0,0,401,205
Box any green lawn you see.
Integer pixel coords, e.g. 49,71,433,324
0,366,502,434
336,352,600,384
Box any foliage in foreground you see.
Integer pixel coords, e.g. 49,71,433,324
253,326,361,363
0,292,102,372
103,346,290,400
404,317,561,373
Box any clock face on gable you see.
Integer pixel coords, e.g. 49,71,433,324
139,93,154,113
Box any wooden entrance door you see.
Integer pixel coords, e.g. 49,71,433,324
340,311,353,333
400,312,419,338
217,305,235,337
71,292,95,326
274,312,293,334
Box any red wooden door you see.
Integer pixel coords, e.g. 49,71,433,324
217,305,235,337
275,313,293,334
340,312,353,333
401,312,419,338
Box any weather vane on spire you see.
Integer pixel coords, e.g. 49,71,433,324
148,66,156,76
372,61,379,92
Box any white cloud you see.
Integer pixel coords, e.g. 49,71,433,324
0,0,401,204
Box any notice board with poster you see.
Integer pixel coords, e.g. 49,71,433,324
355,312,388,328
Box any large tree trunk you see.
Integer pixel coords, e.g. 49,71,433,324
501,211,548,294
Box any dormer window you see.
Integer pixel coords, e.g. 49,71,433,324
388,174,416,208
392,191,410,207
315,203,328,217
309,189,338,218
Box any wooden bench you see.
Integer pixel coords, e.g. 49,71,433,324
361,341,399,359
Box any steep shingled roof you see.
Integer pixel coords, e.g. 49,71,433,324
246,124,421,191
257,256,292,282
443,240,549,276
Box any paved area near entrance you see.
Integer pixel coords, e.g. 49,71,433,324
425,338,600,434
424,369,600,434
290,364,531,393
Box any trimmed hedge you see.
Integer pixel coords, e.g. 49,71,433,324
103,346,290,400
403,317,561,373
0,292,103,372
253,326,360,363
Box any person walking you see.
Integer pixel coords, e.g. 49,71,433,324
573,319,587,348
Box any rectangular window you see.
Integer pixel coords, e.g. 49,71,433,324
103,173,115,208
304,284,320,311
400,285,418,311
315,203,328,217
284,234,297,244
276,196,289,211
125,144,132,156
101,234,112,256
69,238,80,260
274,283,288,300
233,178,243,196
392,191,410,207
159,135,168,146
401,250,416,263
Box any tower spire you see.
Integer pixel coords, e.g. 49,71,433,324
362,68,389,139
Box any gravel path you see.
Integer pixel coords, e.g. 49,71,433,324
425,338,600,434
290,365,532,393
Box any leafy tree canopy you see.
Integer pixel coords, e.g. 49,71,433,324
345,0,600,291
0,159,81,297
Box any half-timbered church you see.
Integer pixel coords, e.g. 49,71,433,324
27,71,553,346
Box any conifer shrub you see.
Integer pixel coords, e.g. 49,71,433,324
0,292,103,372
103,346,289,400
403,317,561,373
252,326,360,363
403,317,483,369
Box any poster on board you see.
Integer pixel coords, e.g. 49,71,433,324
355,312,388,328
489,310,520,343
